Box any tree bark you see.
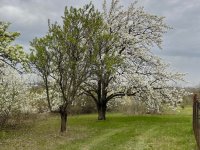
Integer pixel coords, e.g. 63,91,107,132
59,105,68,133
44,75,52,112
97,103,107,120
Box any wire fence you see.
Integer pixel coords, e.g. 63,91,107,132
193,94,200,150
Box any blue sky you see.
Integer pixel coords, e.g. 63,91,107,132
0,0,199,87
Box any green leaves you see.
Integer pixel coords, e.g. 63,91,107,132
30,3,109,105
30,37,51,76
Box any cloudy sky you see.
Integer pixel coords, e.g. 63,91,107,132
0,0,199,87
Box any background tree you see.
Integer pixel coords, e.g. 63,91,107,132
83,0,187,120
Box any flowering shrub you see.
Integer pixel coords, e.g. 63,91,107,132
0,63,29,126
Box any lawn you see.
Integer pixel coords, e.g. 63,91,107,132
0,107,196,150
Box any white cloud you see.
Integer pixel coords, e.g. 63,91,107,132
0,5,40,25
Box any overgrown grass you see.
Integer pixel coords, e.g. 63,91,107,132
0,107,196,150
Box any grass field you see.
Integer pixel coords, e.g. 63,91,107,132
0,107,196,150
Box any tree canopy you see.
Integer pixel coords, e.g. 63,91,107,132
82,0,187,119
30,3,112,132
0,22,28,70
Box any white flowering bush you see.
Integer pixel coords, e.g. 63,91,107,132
0,63,30,126
0,64,58,126
28,83,61,113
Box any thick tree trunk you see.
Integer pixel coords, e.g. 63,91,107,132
97,103,107,120
96,78,108,120
59,105,68,133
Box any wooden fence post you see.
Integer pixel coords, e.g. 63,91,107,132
193,94,200,150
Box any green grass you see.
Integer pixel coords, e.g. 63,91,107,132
0,107,196,150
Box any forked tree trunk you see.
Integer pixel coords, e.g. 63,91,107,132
59,105,68,133
97,103,107,120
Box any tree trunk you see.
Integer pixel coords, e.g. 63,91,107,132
96,78,108,120
59,105,68,133
97,103,107,120
44,76,52,112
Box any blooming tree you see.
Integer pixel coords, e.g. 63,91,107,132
0,63,29,126
0,21,28,70
0,21,30,126
83,0,187,120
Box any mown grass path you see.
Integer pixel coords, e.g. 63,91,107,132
0,107,196,150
